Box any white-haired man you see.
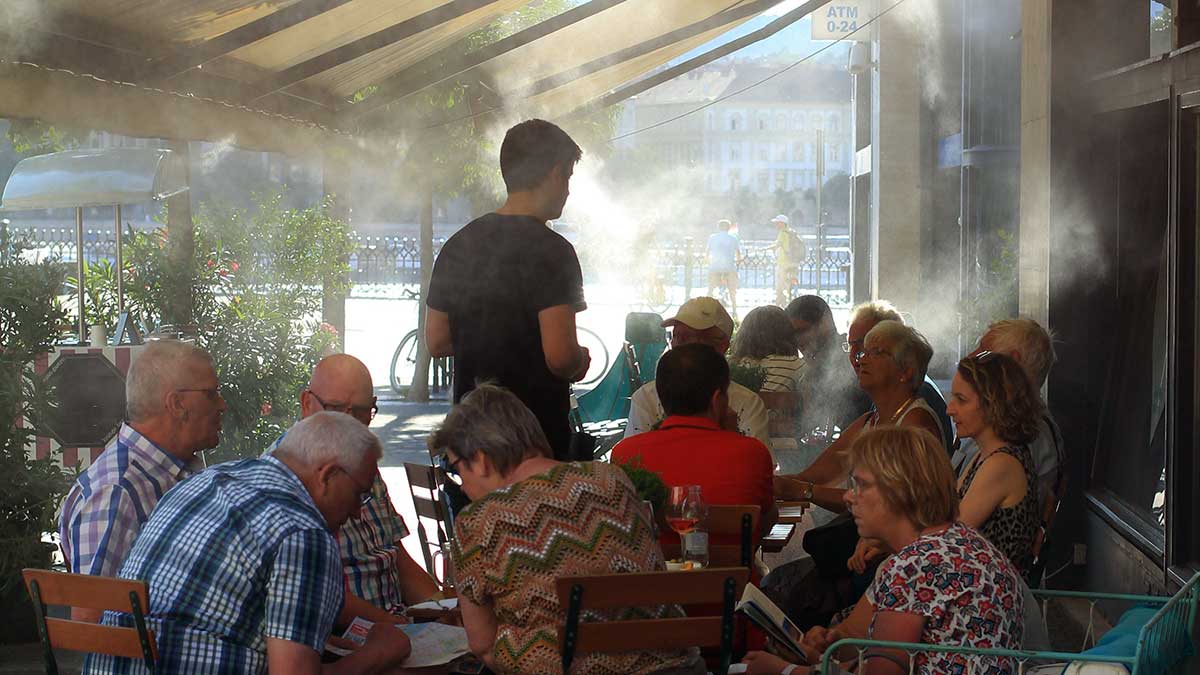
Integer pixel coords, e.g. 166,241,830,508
84,412,411,675
952,318,1063,499
270,354,439,625
623,297,770,447
59,341,225,622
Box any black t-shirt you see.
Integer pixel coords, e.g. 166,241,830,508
427,213,586,458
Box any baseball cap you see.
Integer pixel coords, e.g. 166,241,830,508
772,214,789,225
662,297,735,338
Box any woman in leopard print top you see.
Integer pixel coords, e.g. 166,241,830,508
948,351,1044,575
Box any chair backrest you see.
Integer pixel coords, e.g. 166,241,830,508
557,567,750,675
758,391,803,437
660,504,761,567
403,461,453,582
22,569,157,672
1026,474,1068,587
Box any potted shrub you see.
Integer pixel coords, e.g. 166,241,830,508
0,228,72,643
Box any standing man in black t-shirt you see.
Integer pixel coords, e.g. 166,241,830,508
425,119,591,460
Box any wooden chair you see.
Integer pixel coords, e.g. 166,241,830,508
660,504,760,567
22,568,156,673
403,461,454,583
557,567,750,675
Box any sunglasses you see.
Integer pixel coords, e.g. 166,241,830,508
437,453,464,477
306,389,378,421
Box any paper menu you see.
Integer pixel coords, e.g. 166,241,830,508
408,597,459,612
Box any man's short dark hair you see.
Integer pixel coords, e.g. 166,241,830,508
655,343,730,417
499,119,583,192
786,294,832,325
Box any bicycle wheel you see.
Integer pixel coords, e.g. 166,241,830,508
390,329,421,394
576,326,611,387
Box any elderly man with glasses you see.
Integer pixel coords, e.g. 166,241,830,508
267,354,441,626
59,341,226,623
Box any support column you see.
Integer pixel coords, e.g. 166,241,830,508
1018,0,1052,327
164,141,194,330
321,152,351,351
870,7,923,313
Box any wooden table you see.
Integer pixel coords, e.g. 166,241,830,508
759,522,796,553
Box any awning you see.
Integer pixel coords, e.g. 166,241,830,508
1,148,188,210
0,0,816,154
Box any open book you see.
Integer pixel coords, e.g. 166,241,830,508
736,584,808,664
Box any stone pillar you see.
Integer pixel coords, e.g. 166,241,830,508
1018,0,1052,327
869,7,923,313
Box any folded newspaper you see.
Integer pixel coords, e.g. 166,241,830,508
327,617,471,667
736,584,808,664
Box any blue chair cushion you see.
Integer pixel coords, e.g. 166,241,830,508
1067,606,1158,672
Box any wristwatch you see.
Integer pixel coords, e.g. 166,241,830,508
782,664,798,675
799,481,814,501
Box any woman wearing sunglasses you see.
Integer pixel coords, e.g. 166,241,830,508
946,351,1043,574
430,384,704,675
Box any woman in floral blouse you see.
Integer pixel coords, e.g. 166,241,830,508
433,384,703,675
743,426,1023,675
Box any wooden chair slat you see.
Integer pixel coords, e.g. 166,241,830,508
567,617,724,652
411,494,444,521
22,570,147,612
45,619,158,660
404,462,439,491
555,568,749,609
659,544,748,568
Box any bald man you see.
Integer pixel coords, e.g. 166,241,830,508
267,355,439,625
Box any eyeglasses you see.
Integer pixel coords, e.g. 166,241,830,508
856,347,890,362
336,467,374,506
176,387,221,401
842,339,865,354
847,473,874,496
307,390,378,422
438,453,464,477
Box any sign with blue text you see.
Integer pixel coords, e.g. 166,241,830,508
812,1,871,41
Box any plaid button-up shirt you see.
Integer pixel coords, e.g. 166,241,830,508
58,423,201,577
84,455,344,675
266,434,411,613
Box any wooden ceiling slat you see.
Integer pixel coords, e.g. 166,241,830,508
337,0,630,124
146,0,358,82
244,0,499,103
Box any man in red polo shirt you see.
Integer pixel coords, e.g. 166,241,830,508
612,343,777,550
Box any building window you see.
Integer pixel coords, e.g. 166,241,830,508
829,146,841,163
758,114,768,131
757,171,769,192
759,144,769,161
810,112,822,130
828,113,840,133
729,143,741,161
729,113,741,131
774,171,786,191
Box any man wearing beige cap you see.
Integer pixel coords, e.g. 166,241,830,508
623,297,770,447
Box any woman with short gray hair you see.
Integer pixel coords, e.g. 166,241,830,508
432,384,703,675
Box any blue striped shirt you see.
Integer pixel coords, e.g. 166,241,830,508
58,423,200,577
266,433,411,612
83,455,344,675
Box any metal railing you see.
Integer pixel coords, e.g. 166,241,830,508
816,572,1200,675
4,225,853,303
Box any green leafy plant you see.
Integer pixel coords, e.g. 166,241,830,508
613,456,668,514
0,228,73,633
84,193,355,462
729,361,767,392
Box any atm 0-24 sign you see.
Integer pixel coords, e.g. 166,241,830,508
812,1,871,41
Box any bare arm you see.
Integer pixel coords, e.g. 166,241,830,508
897,409,945,453
957,453,1027,530
538,304,588,381
394,544,441,606
459,594,499,671
337,593,399,628
266,621,410,674
425,308,453,358
858,611,926,675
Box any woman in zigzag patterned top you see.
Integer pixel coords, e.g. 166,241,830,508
433,383,704,675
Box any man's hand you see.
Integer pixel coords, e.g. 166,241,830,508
570,346,591,382
356,621,411,668
847,538,885,575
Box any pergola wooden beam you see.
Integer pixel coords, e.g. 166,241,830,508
245,0,501,103
337,0,631,125
517,0,779,100
572,0,833,116
145,0,359,82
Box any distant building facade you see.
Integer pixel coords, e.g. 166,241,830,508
615,60,852,198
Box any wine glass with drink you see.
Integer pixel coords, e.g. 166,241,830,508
666,485,705,566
